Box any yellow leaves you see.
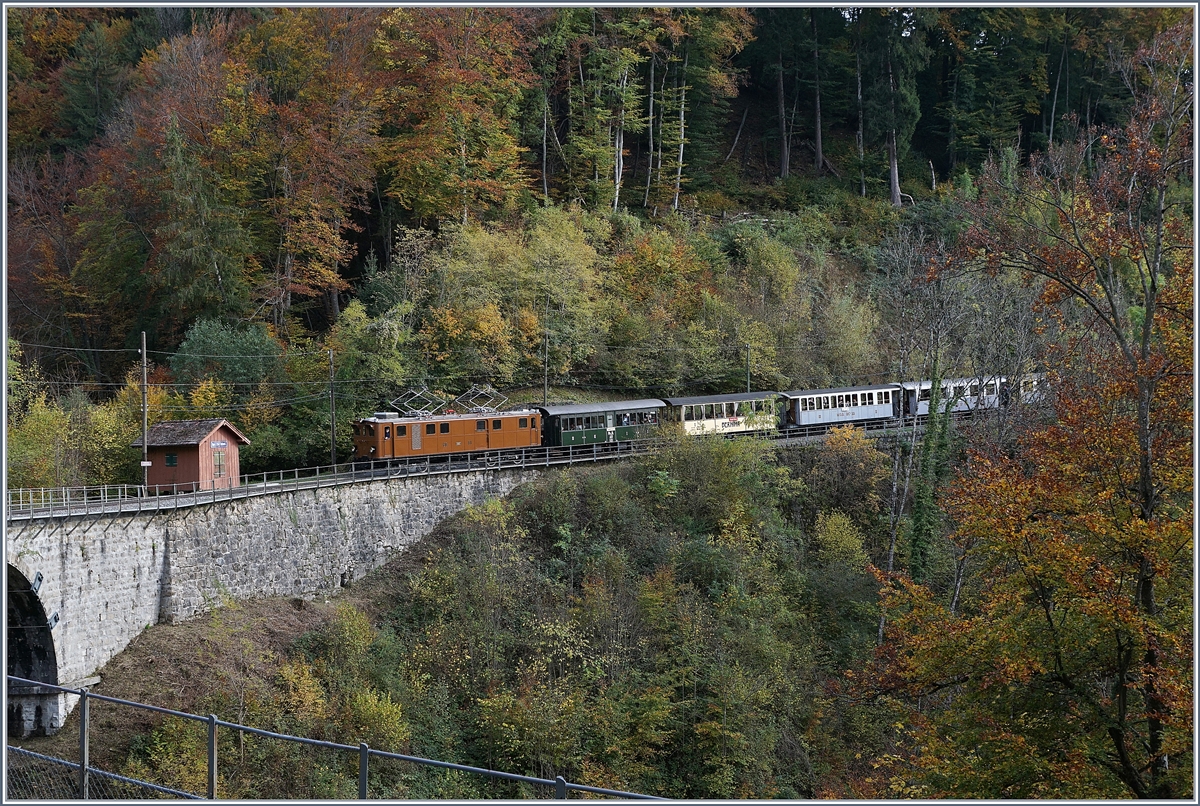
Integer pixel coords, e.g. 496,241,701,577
188,377,232,419
813,510,868,570
340,688,411,752
277,659,329,722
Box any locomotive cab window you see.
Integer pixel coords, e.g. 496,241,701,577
397,425,407,436
440,422,450,434
493,420,502,430
384,426,391,439
531,416,537,428
519,418,528,428
477,420,487,431
426,423,436,435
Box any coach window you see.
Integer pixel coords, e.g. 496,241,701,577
493,419,502,430
881,390,889,404
970,384,980,396
954,385,966,399
852,394,859,406
985,382,997,396
397,425,407,436
440,422,450,434
426,423,436,435
919,388,931,401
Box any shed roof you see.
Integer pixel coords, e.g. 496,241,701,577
131,419,250,448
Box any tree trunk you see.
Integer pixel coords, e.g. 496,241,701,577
886,50,902,206
644,56,655,207
856,47,865,197
811,9,823,175
613,67,627,212
777,48,789,179
542,96,549,201
672,51,688,211
1048,38,1067,144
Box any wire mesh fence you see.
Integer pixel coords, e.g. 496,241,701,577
6,746,201,800
7,677,664,800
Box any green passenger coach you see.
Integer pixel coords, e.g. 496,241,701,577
537,399,664,447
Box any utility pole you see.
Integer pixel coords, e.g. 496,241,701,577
141,331,149,489
329,349,336,468
745,344,751,393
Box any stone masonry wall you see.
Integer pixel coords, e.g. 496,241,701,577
6,467,541,693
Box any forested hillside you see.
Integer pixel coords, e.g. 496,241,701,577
6,6,1190,479
6,7,1193,799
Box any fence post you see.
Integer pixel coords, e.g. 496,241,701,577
207,714,218,799
359,742,369,798
555,776,567,799
78,688,89,799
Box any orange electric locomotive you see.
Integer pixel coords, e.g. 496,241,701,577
351,408,541,462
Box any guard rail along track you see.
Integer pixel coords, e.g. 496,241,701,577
6,416,931,523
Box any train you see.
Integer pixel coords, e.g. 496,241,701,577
350,375,1043,464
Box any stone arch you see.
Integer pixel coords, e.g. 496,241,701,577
7,564,60,736
7,564,57,683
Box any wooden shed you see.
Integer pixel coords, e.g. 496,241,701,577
132,419,250,493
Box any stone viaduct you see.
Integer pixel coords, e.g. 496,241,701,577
6,464,544,737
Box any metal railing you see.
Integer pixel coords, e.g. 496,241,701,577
6,676,664,800
5,439,661,522
4,416,932,523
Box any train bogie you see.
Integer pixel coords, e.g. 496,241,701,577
660,392,778,436
779,385,900,428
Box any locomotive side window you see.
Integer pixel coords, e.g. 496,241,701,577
426,423,436,435
397,425,407,436
493,419,502,430
477,420,487,431
440,422,450,434
519,418,528,428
